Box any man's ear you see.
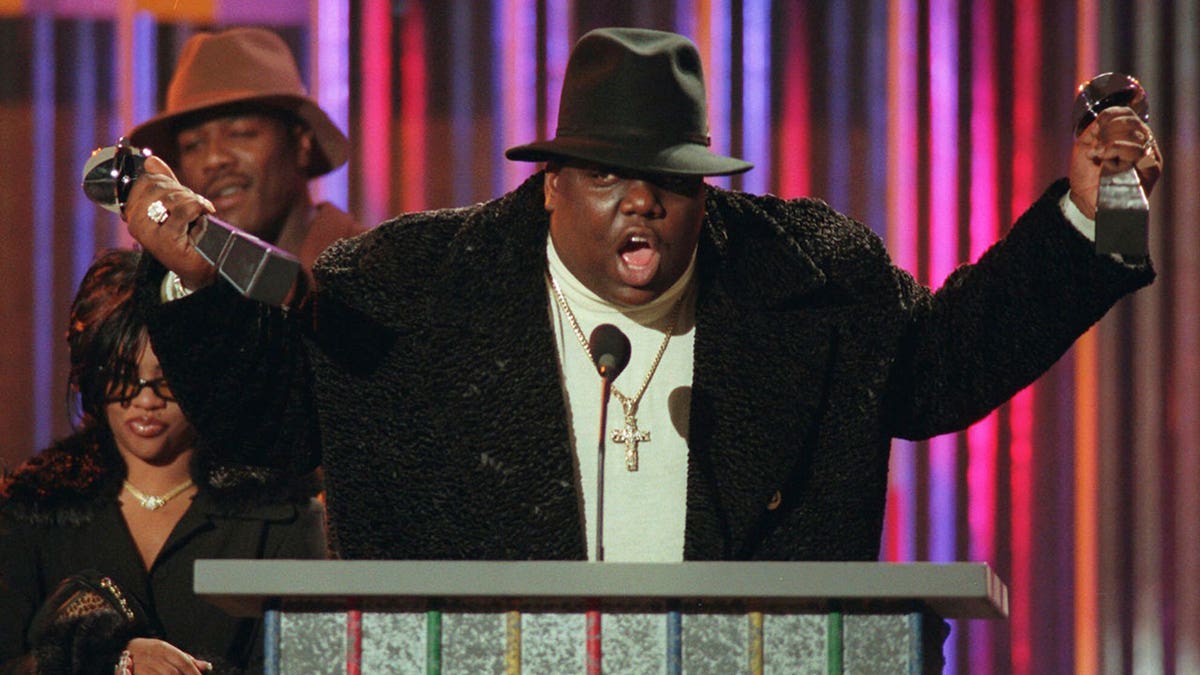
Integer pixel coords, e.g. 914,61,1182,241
543,166,560,212
294,126,315,171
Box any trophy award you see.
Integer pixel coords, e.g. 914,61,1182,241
1071,72,1150,257
81,139,301,305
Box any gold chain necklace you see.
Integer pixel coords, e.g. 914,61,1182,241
122,478,194,511
548,273,683,472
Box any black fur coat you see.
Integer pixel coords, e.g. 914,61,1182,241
143,173,1153,563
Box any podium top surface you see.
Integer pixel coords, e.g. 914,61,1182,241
194,560,1008,619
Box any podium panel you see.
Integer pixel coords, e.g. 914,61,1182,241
195,560,1007,674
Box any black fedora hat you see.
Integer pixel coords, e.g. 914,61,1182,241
505,27,752,177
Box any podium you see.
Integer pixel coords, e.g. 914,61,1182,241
195,560,1008,673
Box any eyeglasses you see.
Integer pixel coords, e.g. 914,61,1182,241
103,377,176,404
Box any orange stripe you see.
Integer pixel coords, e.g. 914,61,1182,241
137,0,214,22
1074,329,1099,675
1072,3,1099,671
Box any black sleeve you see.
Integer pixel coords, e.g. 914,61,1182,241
882,179,1154,438
140,264,321,474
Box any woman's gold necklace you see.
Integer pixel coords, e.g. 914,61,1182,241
122,478,194,511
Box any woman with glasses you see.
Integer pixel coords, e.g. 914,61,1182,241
0,249,327,674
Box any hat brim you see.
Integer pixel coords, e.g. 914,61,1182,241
505,137,752,177
127,92,349,178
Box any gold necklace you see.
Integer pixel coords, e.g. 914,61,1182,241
122,478,194,511
548,273,683,472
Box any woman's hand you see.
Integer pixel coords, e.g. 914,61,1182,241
121,637,213,674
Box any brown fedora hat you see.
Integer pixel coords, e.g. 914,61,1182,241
127,28,348,177
506,27,751,176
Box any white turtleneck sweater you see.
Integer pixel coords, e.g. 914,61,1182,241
546,237,696,562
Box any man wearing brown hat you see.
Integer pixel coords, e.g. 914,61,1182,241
128,27,364,276
122,28,1159,564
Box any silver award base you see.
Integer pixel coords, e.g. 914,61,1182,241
190,216,302,306
1095,167,1148,257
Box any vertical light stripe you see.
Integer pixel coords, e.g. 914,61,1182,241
968,2,999,672
586,608,601,675
311,0,350,208
139,0,214,23
426,609,442,674
824,1,851,211
505,610,521,674
1171,2,1200,672
739,0,770,195
883,0,919,564
667,610,682,674
674,0,697,37
926,8,960,672
112,3,151,248
1072,3,1100,674
543,0,572,140
1010,0,1040,671
360,0,392,224
776,0,810,199
131,14,155,131
215,0,307,24
31,12,53,451
449,0,474,204
827,612,843,672
1132,4,1165,672
927,0,958,572
747,612,764,675
71,21,97,287
1095,8,1125,675
263,605,281,674
491,0,537,195
346,603,362,674
864,0,889,240
698,0,731,190
399,1,427,212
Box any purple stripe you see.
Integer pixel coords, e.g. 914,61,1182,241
32,14,55,449
740,0,770,194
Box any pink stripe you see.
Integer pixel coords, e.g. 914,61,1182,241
883,0,920,564
586,609,601,674
400,2,427,211
967,0,999,668
1010,0,1041,672
360,0,392,225
346,603,362,674
777,1,811,198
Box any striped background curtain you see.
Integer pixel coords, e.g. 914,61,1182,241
0,1,1194,672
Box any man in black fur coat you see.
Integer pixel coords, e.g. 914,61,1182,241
121,28,1159,563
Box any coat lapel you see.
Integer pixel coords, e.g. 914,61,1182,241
421,177,587,559
684,192,837,559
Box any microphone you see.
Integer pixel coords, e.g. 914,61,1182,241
589,324,631,383
587,324,630,562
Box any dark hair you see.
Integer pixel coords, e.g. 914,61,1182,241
66,249,147,427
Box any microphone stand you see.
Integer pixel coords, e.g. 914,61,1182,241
595,368,613,562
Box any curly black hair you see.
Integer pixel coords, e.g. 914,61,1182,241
65,249,149,428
